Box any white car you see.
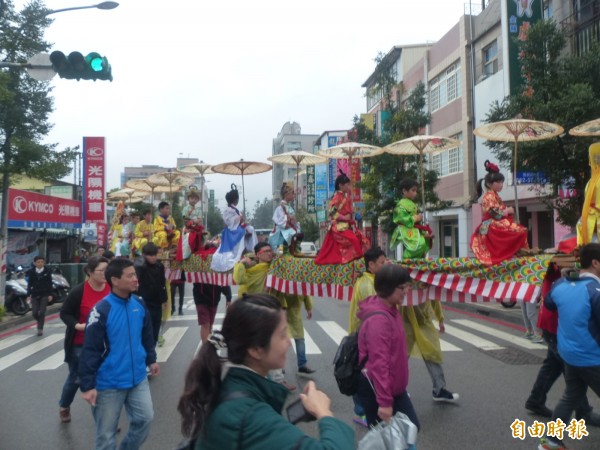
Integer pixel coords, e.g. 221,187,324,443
299,241,317,256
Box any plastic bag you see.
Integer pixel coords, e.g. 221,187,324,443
358,412,418,450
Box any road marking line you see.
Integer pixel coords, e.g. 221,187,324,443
169,313,225,322
0,334,63,372
317,321,347,345
443,324,505,351
28,350,65,371
0,334,32,351
439,339,462,352
451,319,543,350
157,327,188,362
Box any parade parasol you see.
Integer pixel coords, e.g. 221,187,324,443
318,142,383,206
267,150,327,209
125,176,191,213
473,118,564,223
384,135,460,221
569,118,600,137
211,159,272,215
147,171,194,197
178,161,214,219
107,188,148,206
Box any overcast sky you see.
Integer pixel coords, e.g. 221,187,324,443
35,0,473,211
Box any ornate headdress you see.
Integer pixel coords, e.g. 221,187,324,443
187,185,200,199
484,160,500,174
281,181,294,198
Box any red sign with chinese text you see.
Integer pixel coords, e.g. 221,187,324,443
83,137,106,223
96,222,107,248
8,188,81,226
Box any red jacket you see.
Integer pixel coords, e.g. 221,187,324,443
537,264,560,334
357,296,409,408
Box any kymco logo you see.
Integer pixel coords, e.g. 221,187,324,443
13,196,27,214
87,147,104,157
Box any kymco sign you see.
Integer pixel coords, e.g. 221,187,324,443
8,188,82,229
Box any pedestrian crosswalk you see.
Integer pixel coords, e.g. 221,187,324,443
0,303,546,374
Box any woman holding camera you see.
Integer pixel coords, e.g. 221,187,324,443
178,293,353,449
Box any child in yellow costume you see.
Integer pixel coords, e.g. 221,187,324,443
133,210,154,255
152,201,180,249
578,143,600,245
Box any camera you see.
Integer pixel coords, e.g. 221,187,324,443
286,398,316,424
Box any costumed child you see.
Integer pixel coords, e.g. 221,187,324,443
577,143,600,246
177,188,206,260
153,201,180,250
269,182,303,255
390,178,433,259
133,210,154,256
392,179,459,404
314,170,367,265
108,212,129,254
210,184,258,272
470,160,529,265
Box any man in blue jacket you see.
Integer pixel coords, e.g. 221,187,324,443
79,258,159,450
539,243,600,450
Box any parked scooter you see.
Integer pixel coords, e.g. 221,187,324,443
4,270,30,315
51,267,70,304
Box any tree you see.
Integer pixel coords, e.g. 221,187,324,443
357,60,450,234
206,202,225,237
250,197,274,229
483,20,600,227
1,1,79,305
295,207,319,243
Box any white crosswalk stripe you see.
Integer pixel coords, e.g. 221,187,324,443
451,319,543,350
0,334,64,372
0,315,547,373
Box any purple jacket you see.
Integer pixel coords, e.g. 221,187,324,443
357,295,409,408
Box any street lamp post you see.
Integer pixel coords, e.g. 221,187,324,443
0,2,119,308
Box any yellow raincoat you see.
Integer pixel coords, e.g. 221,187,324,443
401,300,444,364
348,272,376,334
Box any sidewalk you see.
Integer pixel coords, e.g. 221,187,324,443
0,302,62,335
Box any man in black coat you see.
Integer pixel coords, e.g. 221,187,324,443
135,243,167,347
26,256,54,336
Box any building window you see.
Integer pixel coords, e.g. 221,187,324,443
483,41,498,76
367,84,383,110
429,62,461,112
430,132,463,176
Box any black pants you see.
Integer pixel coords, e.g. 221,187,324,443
147,304,163,346
527,331,592,417
170,282,185,313
357,374,420,430
31,295,50,330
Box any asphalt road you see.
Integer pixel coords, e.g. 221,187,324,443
1,289,599,449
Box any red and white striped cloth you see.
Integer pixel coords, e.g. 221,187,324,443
165,268,233,286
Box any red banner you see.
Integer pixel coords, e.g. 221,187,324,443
8,188,81,227
96,222,107,248
83,137,106,223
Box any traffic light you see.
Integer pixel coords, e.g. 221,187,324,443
49,51,113,81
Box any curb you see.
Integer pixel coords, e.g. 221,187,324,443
0,303,62,335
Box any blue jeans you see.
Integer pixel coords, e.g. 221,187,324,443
92,378,154,450
295,338,307,368
59,345,82,408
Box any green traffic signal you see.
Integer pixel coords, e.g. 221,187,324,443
49,50,113,82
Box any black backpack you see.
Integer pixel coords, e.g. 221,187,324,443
333,311,386,396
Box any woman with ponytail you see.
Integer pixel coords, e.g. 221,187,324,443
178,294,353,449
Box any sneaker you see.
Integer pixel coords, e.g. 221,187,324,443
524,330,534,339
531,334,545,344
179,308,184,315
278,380,296,391
59,407,71,423
432,388,459,402
538,437,569,450
525,401,553,418
37,329,43,336
353,415,368,428
298,365,316,374
157,335,165,347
